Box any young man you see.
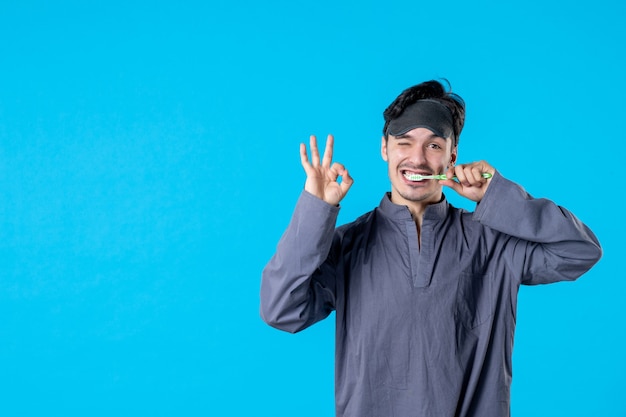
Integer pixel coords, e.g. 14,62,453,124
260,80,602,417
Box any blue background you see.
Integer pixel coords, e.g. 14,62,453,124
1,1,623,416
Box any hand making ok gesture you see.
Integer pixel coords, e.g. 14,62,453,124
300,134,354,206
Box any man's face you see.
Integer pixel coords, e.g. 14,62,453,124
381,127,457,207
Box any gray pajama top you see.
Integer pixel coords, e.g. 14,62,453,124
260,172,601,417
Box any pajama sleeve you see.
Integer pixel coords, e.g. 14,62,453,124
472,172,602,285
260,191,340,333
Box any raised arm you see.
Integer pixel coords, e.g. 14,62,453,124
473,172,602,285
260,135,353,333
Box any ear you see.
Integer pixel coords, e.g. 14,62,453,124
449,146,458,168
381,136,388,162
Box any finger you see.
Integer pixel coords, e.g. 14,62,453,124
300,142,318,178
321,134,334,168
300,142,310,167
445,165,458,181
340,169,354,195
453,164,470,187
475,161,495,182
328,162,345,182
468,165,486,185
437,166,458,187
440,177,463,195
309,135,320,166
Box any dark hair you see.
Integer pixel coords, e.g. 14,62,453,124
382,79,466,147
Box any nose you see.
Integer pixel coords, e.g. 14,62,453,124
407,145,427,165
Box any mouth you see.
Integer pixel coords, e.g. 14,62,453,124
402,170,432,183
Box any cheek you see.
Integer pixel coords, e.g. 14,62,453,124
427,153,449,166
386,152,403,168
386,148,406,163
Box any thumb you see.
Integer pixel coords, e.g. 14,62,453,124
439,178,462,195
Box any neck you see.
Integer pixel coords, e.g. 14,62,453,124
406,204,425,227
388,190,444,250
389,190,443,225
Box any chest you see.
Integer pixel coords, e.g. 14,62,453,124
335,220,495,333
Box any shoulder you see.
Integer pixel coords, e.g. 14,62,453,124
336,208,377,237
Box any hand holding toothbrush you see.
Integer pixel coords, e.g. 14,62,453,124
438,160,495,203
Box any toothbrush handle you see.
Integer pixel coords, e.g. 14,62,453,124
456,173,492,180
440,173,493,180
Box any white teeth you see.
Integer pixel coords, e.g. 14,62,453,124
404,172,424,181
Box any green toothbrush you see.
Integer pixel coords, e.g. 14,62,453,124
406,173,493,181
